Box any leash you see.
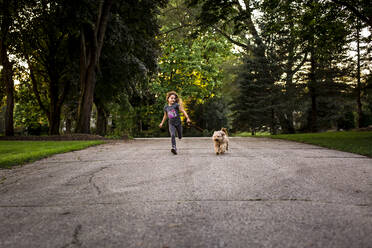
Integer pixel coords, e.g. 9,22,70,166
186,122,204,132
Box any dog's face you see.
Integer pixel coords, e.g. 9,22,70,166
213,131,226,142
212,128,229,154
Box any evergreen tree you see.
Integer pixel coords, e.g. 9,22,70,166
300,0,352,131
232,46,281,134
93,0,165,136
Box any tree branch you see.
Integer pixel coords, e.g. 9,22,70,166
57,81,70,110
231,0,266,53
331,0,372,28
159,24,194,36
96,0,113,61
213,26,251,51
293,52,308,74
25,56,49,116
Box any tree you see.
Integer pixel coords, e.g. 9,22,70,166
76,0,168,134
0,0,20,136
155,0,236,134
344,7,372,128
255,0,308,133
14,77,49,135
232,52,281,133
76,0,113,133
355,17,363,128
299,0,351,131
330,0,372,29
21,0,78,135
188,0,308,133
189,0,361,133
93,0,167,136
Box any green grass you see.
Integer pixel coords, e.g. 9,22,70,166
233,131,271,137
270,131,372,157
0,140,105,169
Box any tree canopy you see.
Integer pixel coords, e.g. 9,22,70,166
1,0,371,137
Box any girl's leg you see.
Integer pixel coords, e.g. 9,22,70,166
176,124,183,139
169,124,177,151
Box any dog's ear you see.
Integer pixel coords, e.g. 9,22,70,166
221,128,228,135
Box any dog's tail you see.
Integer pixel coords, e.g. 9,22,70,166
221,128,228,135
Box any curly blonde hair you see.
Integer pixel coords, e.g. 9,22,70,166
166,91,183,106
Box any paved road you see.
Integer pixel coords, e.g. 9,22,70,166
0,137,371,248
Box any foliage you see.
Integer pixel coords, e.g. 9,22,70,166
232,50,281,133
154,31,234,124
1,0,372,137
14,80,49,135
93,0,165,136
17,0,79,135
330,0,372,29
150,0,237,136
300,1,354,131
188,0,368,134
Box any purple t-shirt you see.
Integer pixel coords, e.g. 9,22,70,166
164,103,181,125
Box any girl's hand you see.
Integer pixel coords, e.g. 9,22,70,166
186,118,191,124
159,123,163,128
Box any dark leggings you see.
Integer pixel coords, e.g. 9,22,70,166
169,123,182,149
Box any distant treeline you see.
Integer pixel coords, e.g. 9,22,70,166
0,0,371,137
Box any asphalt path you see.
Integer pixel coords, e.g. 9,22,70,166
0,137,371,248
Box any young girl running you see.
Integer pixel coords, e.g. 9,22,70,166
159,91,191,155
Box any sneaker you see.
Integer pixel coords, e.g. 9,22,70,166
171,148,177,155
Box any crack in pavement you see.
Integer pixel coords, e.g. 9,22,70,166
1,138,371,248
88,174,102,195
0,178,22,194
61,224,82,248
116,167,204,191
303,156,369,159
0,199,370,208
41,159,133,163
64,166,108,192
72,225,83,247
89,166,109,196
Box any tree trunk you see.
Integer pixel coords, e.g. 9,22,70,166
309,46,318,132
95,98,107,136
281,47,307,134
281,65,296,134
278,112,295,134
48,76,60,135
356,20,362,128
65,117,72,134
270,106,277,135
43,100,62,135
27,56,70,135
96,108,107,136
1,44,14,136
49,108,61,135
76,0,113,134
310,91,317,132
76,60,96,133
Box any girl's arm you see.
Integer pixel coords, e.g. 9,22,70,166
179,105,191,123
159,112,167,128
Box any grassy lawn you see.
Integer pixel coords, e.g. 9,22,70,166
0,140,105,169
232,131,271,137
270,131,372,157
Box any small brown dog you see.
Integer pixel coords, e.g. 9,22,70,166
212,128,229,155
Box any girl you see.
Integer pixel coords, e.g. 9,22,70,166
159,91,191,155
